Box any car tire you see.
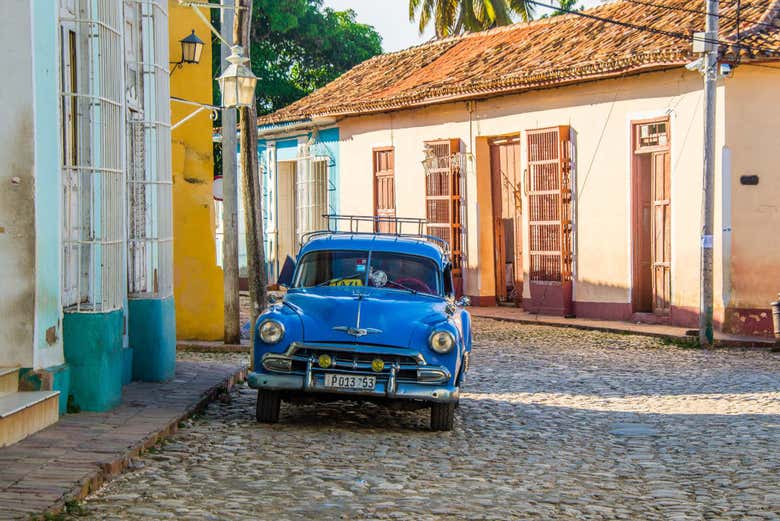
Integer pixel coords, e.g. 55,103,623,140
256,389,281,423
430,402,455,431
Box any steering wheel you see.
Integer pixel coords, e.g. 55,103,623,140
390,277,433,294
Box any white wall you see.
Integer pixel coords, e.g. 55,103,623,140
338,69,715,313
0,0,36,367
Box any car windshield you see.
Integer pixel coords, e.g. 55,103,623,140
294,250,441,296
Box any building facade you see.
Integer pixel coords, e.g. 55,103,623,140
257,0,780,338
169,1,225,341
0,0,175,445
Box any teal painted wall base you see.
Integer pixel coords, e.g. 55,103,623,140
19,363,71,416
121,347,134,385
129,296,176,382
63,309,124,412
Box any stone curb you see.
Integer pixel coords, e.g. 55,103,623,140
474,315,775,349
33,366,248,520
176,341,250,353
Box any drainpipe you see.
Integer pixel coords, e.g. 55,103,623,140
771,294,780,351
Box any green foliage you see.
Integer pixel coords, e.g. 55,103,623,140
409,0,534,38
248,0,382,115
542,0,582,17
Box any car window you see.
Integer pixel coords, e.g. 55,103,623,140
368,252,441,296
294,251,369,288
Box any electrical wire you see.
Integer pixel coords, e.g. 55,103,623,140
526,0,780,56
620,0,775,31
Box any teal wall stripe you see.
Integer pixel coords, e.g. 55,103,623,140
128,296,176,382
63,310,124,412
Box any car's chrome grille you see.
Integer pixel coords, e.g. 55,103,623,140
289,346,420,380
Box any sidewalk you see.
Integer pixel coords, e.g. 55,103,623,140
470,306,776,348
0,361,247,520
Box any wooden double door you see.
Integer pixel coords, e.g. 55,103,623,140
632,128,671,315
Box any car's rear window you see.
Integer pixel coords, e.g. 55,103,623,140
294,250,441,295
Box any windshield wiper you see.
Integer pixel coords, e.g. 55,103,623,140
386,280,440,299
314,271,365,287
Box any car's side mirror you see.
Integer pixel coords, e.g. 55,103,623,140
456,296,471,307
277,256,296,287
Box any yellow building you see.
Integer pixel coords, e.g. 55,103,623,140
169,2,224,340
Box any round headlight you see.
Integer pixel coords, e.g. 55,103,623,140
429,330,455,354
259,319,284,344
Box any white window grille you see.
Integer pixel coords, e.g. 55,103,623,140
60,0,125,312
126,0,173,298
295,152,329,244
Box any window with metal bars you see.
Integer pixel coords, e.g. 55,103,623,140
525,126,573,283
59,0,125,312
423,139,464,294
126,0,173,298
296,151,330,245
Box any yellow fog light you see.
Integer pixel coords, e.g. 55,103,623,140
371,358,385,372
318,354,332,369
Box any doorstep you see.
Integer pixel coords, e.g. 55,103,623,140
0,391,60,447
0,360,247,520
470,306,776,348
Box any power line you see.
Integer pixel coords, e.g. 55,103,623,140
525,0,780,56
621,0,775,31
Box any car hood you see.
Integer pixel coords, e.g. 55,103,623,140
284,287,448,348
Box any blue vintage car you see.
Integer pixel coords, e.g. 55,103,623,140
247,218,472,430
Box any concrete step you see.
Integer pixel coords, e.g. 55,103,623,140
0,390,60,447
0,367,19,394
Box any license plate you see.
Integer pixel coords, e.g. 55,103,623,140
323,374,376,391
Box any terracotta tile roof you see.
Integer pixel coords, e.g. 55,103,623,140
259,0,780,126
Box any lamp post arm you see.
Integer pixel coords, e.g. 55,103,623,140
184,2,231,47
170,97,220,130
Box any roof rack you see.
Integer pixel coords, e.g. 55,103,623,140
300,215,450,254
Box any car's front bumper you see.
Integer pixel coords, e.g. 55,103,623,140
248,371,459,403
248,342,459,403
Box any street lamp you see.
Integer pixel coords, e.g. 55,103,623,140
216,45,257,108
180,30,205,64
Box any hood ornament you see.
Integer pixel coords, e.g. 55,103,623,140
332,292,381,337
332,326,382,337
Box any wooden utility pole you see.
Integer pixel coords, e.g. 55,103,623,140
699,0,718,348
221,0,240,345
233,0,266,365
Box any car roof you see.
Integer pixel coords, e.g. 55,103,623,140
299,233,448,266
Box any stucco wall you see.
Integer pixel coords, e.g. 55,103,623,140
169,2,224,340
338,69,719,317
722,65,780,335
0,1,37,368
32,0,64,369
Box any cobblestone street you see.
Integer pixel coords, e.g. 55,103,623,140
79,319,779,520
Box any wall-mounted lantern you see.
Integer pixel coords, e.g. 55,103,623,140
170,30,204,74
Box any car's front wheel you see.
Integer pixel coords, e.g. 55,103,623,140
430,402,455,431
256,389,281,423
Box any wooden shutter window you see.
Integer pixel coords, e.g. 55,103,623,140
526,126,572,283
424,139,463,294
373,147,396,233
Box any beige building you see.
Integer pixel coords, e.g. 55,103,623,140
257,0,780,337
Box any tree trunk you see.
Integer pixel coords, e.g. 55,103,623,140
234,0,266,368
